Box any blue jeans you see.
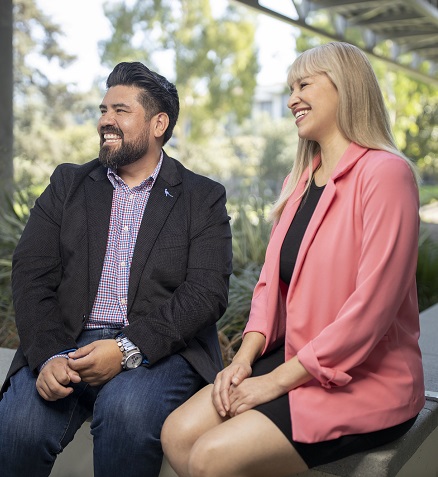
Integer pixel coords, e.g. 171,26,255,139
0,328,204,477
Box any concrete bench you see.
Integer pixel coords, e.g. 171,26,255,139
1,303,437,476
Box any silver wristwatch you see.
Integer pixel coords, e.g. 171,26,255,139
115,335,143,370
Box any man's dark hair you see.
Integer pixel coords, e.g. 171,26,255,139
106,61,179,145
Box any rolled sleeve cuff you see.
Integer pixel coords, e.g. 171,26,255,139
297,343,352,389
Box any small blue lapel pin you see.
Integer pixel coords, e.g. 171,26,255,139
164,188,173,198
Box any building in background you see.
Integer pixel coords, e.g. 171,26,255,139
252,83,290,119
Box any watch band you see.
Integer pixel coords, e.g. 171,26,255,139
116,335,138,353
115,335,143,370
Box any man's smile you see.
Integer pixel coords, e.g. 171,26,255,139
103,133,122,144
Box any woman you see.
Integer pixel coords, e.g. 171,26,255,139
161,42,425,477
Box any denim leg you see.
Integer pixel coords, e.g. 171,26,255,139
0,329,111,477
91,353,204,477
0,366,91,477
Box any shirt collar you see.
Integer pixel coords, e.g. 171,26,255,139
107,150,164,190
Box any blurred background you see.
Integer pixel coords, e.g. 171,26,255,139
1,0,437,362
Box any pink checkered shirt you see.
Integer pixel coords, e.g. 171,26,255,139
85,153,163,329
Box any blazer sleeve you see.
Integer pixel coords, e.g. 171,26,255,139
12,165,79,371
242,234,287,352
297,157,420,387
124,181,233,365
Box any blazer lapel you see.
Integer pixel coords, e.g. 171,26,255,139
85,166,114,311
287,142,368,296
127,154,182,311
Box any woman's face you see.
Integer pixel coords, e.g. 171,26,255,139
287,73,341,145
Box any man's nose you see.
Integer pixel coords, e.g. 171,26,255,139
98,111,116,128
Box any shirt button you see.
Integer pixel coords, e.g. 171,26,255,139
120,298,127,305
123,225,129,232
120,261,126,267
129,194,134,200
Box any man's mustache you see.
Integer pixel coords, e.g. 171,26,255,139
100,126,124,138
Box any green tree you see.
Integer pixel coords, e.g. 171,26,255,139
403,97,438,183
13,0,100,189
100,0,259,141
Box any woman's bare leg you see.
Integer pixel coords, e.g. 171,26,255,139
187,409,308,477
161,384,227,477
161,384,308,477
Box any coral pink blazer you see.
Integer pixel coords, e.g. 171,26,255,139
244,142,425,443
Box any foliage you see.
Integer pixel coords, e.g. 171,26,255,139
419,185,438,207
100,0,259,141
417,227,438,312
0,190,33,348
14,0,75,128
217,194,271,364
403,98,438,183
13,0,101,190
228,193,272,270
165,114,298,206
218,264,261,366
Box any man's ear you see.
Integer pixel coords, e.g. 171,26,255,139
152,112,169,140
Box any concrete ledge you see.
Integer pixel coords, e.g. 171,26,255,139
1,303,438,476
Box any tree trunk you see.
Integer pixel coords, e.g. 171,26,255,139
0,0,14,209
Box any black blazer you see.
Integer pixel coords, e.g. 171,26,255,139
2,152,232,394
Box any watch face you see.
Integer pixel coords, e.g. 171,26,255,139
125,352,143,369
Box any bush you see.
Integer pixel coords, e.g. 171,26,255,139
216,193,271,364
218,264,262,365
417,226,438,311
0,190,31,348
419,185,438,206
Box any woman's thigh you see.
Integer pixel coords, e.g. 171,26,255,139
188,409,308,477
162,384,225,451
163,384,308,477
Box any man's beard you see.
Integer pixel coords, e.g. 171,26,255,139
98,126,150,169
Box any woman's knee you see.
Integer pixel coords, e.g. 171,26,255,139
187,432,230,477
161,411,176,454
161,405,199,456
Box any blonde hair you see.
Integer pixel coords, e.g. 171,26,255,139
270,41,419,222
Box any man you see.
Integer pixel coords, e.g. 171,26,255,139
0,62,232,477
